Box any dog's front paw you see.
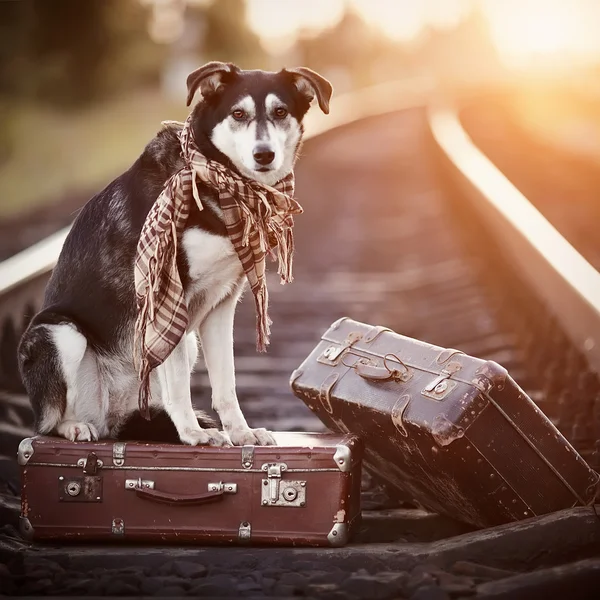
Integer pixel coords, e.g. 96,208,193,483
227,427,276,446
179,427,232,447
56,421,99,442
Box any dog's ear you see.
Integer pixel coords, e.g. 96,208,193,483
284,67,333,114
186,62,237,107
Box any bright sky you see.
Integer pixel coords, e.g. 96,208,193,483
245,0,600,69
482,0,600,68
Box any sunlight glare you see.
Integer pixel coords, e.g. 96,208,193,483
483,0,600,68
246,0,345,54
349,0,469,42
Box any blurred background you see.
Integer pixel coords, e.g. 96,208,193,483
1,0,600,258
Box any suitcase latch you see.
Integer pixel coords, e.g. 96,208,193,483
77,452,103,475
261,463,306,508
422,362,462,400
318,331,363,365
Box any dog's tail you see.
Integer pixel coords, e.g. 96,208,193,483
116,408,217,443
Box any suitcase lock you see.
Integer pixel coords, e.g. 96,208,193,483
261,463,306,508
421,362,462,400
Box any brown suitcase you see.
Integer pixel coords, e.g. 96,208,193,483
18,431,362,546
290,317,599,529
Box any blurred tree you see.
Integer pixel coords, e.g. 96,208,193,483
0,0,164,109
200,0,266,68
0,0,30,99
417,6,504,88
29,0,114,106
295,8,412,91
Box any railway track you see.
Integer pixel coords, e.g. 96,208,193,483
0,84,599,597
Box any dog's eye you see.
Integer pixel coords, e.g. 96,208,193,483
274,107,288,119
232,109,246,120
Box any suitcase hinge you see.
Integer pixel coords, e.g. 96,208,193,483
261,462,306,507
112,442,126,467
241,445,254,469
238,521,251,541
112,518,125,535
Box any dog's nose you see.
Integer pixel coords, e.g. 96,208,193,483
253,144,275,166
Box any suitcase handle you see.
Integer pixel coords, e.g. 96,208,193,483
355,354,411,382
135,486,225,506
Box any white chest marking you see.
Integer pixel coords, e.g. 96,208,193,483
182,228,244,324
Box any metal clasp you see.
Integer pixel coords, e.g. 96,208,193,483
77,452,103,475
422,361,462,400
319,331,363,364
113,443,126,467
125,478,154,490
238,521,251,541
241,445,254,469
208,482,237,494
261,463,306,507
263,463,287,503
112,518,124,535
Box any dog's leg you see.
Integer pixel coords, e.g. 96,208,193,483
19,322,105,442
157,333,230,446
199,292,276,446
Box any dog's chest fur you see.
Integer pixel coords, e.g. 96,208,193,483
181,227,244,331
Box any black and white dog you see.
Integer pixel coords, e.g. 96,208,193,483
18,62,332,447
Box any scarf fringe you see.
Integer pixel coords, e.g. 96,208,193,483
137,357,153,421
255,283,272,352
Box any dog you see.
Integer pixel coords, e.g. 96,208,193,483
17,62,332,447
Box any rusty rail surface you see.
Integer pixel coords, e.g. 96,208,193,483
428,104,600,378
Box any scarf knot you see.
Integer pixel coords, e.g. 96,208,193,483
133,115,301,418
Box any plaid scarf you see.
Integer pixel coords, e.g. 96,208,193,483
133,114,302,419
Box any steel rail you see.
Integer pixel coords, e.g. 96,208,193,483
428,104,600,377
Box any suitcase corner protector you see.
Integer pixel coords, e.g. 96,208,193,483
327,522,349,547
333,444,352,472
473,360,508,392
17,437,35,466
19,516,34,540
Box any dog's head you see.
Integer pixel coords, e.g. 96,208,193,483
186,62,333,186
